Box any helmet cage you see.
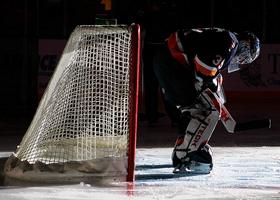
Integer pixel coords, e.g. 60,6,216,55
232,32,260,65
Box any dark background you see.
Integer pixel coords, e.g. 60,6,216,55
0,0,279,149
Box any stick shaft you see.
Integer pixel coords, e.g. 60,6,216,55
234,118,272,132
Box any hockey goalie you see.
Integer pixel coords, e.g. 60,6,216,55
153,27,261,174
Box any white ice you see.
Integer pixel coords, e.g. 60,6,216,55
0,147,280,200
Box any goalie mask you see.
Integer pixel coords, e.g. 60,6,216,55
228,31,260,73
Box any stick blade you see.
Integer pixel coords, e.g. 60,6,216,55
234,118,272,132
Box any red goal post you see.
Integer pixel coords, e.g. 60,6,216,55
127,24,141,182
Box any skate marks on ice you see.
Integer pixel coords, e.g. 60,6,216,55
135,147,280,189
134,147,280,199
0,147,279,200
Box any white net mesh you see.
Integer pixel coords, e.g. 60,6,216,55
15,25,135,165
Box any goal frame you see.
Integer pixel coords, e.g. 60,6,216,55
4,24,141,184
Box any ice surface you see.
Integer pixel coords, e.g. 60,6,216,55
1,147,280,200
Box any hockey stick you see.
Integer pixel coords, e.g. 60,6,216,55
205,89,271,133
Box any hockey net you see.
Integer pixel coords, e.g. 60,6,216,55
4,24,141,184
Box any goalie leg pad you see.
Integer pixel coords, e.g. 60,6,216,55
172,110,219,173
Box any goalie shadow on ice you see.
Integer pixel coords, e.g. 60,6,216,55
135,163,210,181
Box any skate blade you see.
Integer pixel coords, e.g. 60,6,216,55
173,167,190,174
173,161,212,174
188,161,213,174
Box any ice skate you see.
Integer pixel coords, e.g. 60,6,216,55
172,137,213,174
